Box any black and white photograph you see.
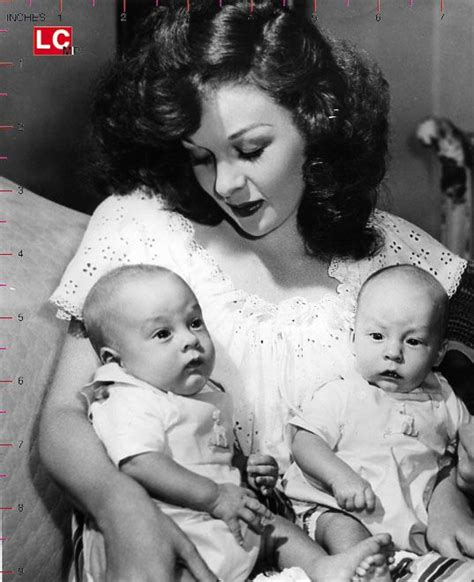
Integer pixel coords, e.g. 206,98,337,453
2,1,474,580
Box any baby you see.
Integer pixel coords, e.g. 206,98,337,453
284,264,471,557
80,264,394,582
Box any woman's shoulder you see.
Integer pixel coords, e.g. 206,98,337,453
332,209,466,297
91,189,170,225
49,190,198,320
331,209,466,300
372,208,441,249
93,190,200,246
371,209,467,296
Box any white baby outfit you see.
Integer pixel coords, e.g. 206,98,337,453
50,190,467,473
81,362,260,582
283,371,470,554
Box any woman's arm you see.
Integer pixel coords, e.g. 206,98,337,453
427,262,474,557
123,453,270,543
427,464,474,558
457,420,474,494
39,325,216,582
443,260,474,417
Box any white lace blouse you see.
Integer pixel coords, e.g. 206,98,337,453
50,191,467,471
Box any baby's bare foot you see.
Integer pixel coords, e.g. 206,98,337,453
352,553,391,582
311,534,393,582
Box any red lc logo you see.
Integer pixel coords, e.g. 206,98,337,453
33,26,73,56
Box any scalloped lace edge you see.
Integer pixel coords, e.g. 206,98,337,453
169,212,342,319
50,206,468,321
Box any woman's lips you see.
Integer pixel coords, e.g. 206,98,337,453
228,200,264,217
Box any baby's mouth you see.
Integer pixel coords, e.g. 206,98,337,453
185,357,204,370
381,370,402,380
228,200,264,217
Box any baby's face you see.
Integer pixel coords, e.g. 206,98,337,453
352,277,445,393
108,273,215,396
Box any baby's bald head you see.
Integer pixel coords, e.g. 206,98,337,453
357,264,449,341
83,264,188,355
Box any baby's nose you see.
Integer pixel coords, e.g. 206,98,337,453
183,330,200,351
384,342,403,362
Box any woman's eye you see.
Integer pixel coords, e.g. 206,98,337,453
190,154,212,167
188,147,265,167
154,329,171,340
370,333,383,341
190,318,204,329
239,148,264,161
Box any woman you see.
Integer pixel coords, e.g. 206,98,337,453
40,1,474,580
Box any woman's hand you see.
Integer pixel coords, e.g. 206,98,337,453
457,419,474,495
100,491,218,582
246,453,279,496
427,466,474,558
427,504,474,558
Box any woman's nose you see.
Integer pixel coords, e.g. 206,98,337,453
214,161,246,200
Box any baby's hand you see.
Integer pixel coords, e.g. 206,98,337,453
247,453,279,496
209,483,273,544
331,473,376,512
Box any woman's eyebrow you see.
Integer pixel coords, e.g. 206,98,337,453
227,123,272,140
182,123,272,147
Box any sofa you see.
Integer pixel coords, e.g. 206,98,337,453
4,177,89,581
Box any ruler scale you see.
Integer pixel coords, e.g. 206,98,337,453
1,1,470,580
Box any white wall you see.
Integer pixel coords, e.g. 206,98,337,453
311,0,474,239
0,1,117,213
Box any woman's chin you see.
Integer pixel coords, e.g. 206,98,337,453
227,215,282,240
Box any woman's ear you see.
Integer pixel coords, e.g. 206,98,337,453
434,339,448,367
99,346,121,366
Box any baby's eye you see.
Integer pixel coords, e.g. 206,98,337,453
369,332,384,341
153,329,171,340
190,318,204,329
406,338,423,346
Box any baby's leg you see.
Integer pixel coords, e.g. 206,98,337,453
263,515,393,582
316,510,373,554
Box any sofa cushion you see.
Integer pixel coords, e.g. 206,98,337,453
3,178,89,581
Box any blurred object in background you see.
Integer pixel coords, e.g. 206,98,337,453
417,118,474,259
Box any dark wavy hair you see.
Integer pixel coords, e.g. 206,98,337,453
90,0,389,259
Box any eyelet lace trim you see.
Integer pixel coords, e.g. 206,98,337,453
167,211,346,325
50,198,467,323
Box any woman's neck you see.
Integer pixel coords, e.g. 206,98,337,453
194,210,338,304
228,210,309,264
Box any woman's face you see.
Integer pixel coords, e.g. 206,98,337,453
182,84,306,238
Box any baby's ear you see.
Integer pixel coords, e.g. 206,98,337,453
434,339,448,367
99,346,121,366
